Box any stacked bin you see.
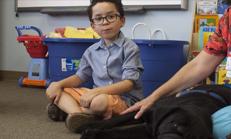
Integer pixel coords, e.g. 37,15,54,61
44,38,188,97
44,38,98,87
134,40,188,96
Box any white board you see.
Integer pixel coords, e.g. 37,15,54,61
16,0,188,11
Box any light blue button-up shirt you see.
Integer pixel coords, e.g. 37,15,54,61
76,32,144,105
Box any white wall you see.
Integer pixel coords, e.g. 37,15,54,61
0,0,195,72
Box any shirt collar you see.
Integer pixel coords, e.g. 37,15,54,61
93,32,125,50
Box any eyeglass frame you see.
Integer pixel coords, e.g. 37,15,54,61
91,13,121,25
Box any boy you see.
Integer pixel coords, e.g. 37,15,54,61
46,0,144,133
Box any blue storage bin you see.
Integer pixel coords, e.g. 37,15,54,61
44,38,188,96
134,39,188,96
44,38,98,87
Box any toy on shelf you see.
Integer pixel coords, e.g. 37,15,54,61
15,25,50,88
216,65,229,84
214,58,231,86
194,14,219,33
198,26,216,50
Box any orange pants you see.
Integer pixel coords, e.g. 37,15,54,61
64,87,128,119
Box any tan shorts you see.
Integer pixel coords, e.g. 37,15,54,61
64,87,128,119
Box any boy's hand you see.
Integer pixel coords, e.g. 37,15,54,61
46,82,63,104
80,89,100,108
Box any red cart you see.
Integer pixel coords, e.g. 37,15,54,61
15,25,50,87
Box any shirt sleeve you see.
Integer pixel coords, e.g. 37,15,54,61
203,9,229,56
76,50,92,82
122,41,144,83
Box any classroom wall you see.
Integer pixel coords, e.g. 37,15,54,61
0,0,196,72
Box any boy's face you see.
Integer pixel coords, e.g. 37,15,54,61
91,2,125,41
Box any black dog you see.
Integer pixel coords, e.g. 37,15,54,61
80,85,231,139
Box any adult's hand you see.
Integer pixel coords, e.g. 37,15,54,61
121,96,155,119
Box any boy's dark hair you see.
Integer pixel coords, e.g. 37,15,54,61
87,0,124,21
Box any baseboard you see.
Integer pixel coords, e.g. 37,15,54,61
0,70,27,81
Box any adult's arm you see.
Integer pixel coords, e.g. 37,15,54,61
122,50,224,119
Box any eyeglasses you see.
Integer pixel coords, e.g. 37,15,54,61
91,14,121,25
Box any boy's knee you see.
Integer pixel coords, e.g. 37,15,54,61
90,94,108,114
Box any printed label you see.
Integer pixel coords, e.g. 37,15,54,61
61,58,80,72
